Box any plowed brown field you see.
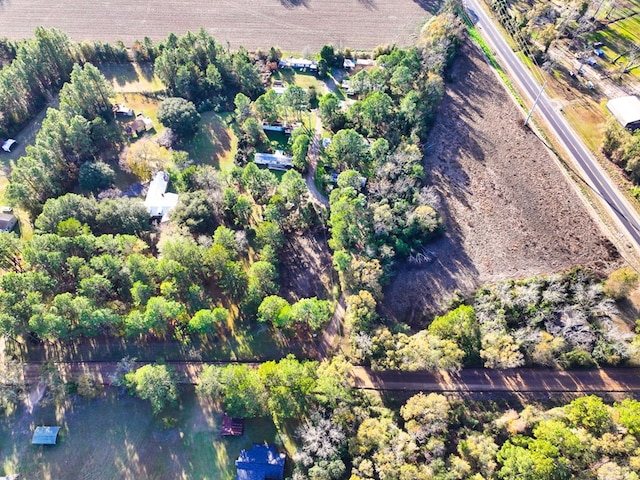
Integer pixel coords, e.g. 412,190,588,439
0,0,436,51
382,40,622,326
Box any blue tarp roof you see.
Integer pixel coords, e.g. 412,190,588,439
32,426,61,445
236,444,285,480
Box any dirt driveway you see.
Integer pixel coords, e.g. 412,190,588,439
383,41,621,326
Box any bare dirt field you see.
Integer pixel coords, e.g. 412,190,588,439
0,0,437,51
383,40,622,326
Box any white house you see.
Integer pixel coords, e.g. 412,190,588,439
254,151,294,170
607,95,640,131
144,171,179,222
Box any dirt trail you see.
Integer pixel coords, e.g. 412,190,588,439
19,362,640,396
383,40,622,326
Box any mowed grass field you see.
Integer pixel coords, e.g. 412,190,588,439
0,388,279,480
0,0,436,51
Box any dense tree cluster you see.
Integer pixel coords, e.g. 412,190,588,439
154,29,264,111
0,28,75,138
354,268,640,371
7,63,117,215
602,118,640,184
197,355,352,421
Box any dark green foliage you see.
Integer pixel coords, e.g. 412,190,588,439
198,364,268,417
126,364,179,414
154,29,263,110
0,28,74,138
170,190,218,234
78,161,115,191
157,97,201,141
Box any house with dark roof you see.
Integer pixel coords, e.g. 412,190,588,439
235,444,285,480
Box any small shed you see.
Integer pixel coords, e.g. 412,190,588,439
32,426,61,445
0,213,17,233
113,103,135,117
221,415,244,436
235,444,285,480
343,59,356,70
2,139,16,152
607,95,640,131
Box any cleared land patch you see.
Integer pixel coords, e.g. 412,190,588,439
382,41,622,326
0,389,278,479
0,0,436,51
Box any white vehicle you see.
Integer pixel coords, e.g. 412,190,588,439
1,139,16,152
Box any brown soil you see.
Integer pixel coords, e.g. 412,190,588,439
382,40,622,327
0,0,437,51
279,231,335,302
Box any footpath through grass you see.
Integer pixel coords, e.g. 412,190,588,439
0,388,279,480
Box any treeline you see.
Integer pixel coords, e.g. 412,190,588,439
343,392,640,480
154,29,265,111
7,63,118,216
348,268,640,371
602,118,640,185
0,28,130,139
0,157,331,342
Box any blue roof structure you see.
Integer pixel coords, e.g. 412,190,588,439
235,444,285,480
32,426,61,445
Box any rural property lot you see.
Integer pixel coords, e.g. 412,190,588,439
383,41,622,325
0,0,436,51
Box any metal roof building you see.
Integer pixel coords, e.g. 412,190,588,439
607,95,640,131
235,444,285,480
32,426,61,445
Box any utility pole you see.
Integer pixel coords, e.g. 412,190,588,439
524,80,547,127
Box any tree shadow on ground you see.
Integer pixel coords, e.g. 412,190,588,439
411,0,441,13
279,0,309,8
99,63,139,88
357,0,377,11
137,62,156,82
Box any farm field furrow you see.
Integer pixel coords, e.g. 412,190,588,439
0,0,436,51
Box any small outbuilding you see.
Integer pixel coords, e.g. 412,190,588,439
235,444,285,480
32,426,61,445
2,139,16,153
0,213,17,233
607,95,640,131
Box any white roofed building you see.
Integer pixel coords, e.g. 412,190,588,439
607,95,640,131
144,171,179,222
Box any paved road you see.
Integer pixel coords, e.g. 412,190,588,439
19,361,640,394
466,0,640,249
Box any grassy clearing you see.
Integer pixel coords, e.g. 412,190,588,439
272,68,325,92
588,0,640,79
0,388,279,480
184,112,237,172
100,63,165,93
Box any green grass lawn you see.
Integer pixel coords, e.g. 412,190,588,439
589,1,640,80
185,112,237,172
265,130,290,152
100,62,165,93
0,388,280,480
